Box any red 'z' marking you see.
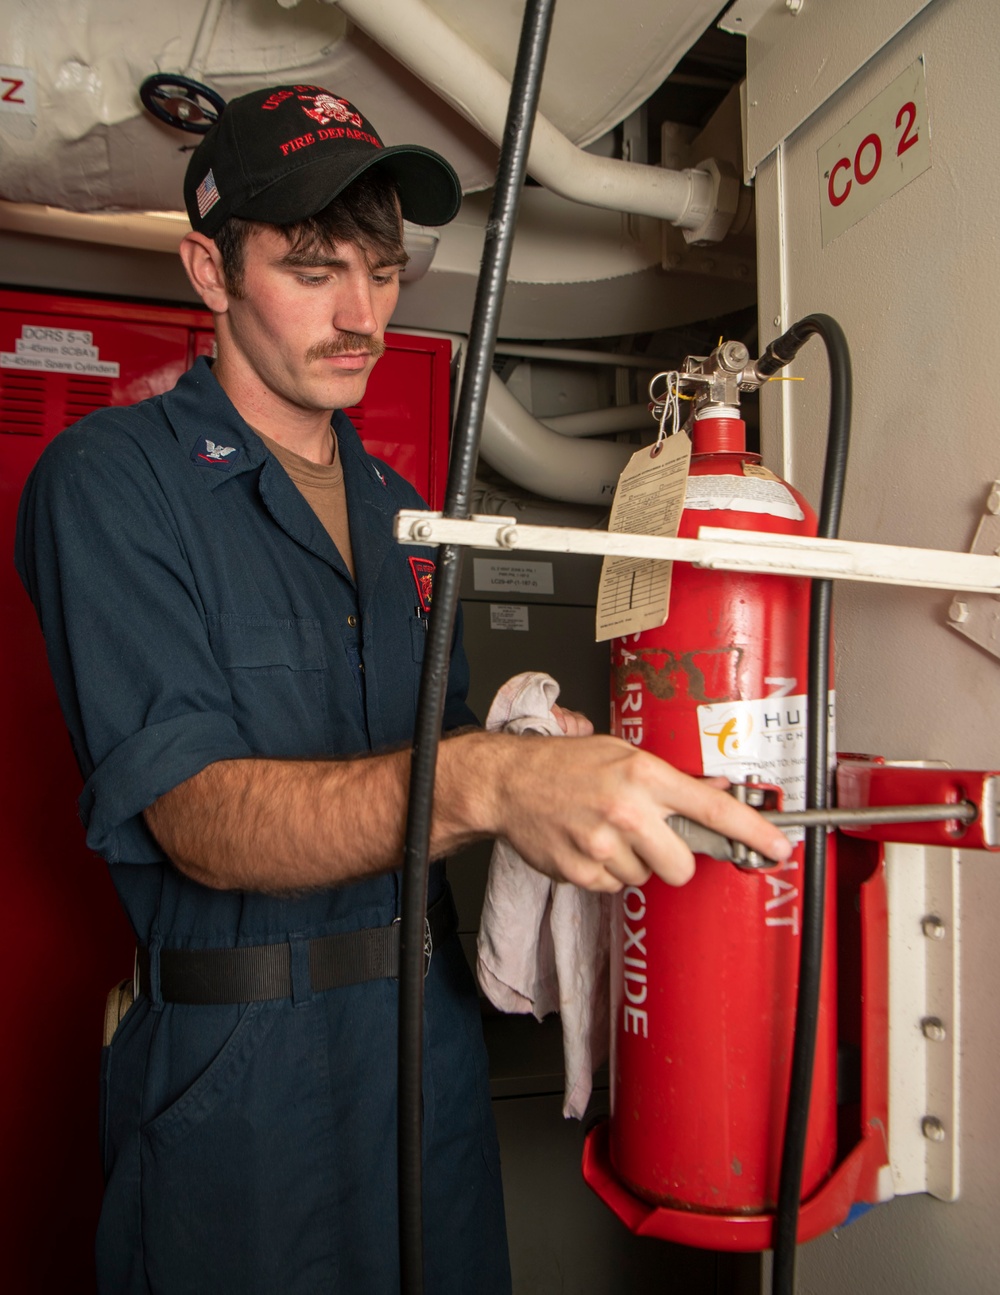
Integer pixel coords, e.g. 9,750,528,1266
1,78,26,104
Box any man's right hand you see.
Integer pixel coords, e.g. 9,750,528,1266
441,731,793,895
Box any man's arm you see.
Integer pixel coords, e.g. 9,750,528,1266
144,730,792,894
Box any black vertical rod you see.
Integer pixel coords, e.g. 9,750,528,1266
397,4,557,1292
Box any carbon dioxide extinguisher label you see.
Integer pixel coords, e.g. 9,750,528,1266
696,692,836,837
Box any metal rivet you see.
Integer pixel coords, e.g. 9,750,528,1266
922,1116,946,1142
948,599,969,624
987,482,1000,515
773,317,781,327
922,916,947,940
921,1016,947,1042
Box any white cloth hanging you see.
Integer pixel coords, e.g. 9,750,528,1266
476,671,611,1119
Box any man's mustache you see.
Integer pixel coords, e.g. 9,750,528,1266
306,335,386,362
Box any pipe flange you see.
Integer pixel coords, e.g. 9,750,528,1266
682,158,741,246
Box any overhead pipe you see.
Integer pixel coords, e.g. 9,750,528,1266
397,330,645,499
333,0,736,241
0,201,190,254
492,342,676,369
480,369,634,503
542,403,651,437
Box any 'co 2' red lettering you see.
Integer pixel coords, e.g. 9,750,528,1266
827,100,920,209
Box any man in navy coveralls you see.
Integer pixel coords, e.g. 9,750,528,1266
15,84,790,1293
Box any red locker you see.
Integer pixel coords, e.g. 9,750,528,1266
0,288,452,1290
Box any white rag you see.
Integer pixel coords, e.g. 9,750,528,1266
476,671,611,1119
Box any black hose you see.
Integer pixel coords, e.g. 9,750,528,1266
759,315,852,1295
397,4,556,1292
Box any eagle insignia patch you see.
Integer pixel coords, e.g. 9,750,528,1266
192,437,240,471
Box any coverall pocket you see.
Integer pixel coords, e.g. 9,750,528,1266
138,1002,338,1293
141,999,276,1150
206,613,331,756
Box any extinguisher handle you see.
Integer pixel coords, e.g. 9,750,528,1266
669,798,986,869
666,815,746,865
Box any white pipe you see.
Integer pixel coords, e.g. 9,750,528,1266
542,404,652,437
480,371,632,505
493,343,672,368
0,201,190,253
333,0,718,230
395,329,635,503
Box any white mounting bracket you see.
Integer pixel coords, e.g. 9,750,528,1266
395,511,1000,594
885,837,960,1201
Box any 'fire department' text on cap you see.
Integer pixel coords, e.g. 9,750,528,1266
184,85,462,237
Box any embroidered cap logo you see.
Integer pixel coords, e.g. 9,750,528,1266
298,93,362,129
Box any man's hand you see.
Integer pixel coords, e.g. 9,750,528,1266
457,732,792,894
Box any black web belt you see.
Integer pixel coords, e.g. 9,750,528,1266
136,888,457,1005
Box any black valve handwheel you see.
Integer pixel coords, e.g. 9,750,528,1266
139,74,226,134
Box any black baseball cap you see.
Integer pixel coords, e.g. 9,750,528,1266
184,84,462,237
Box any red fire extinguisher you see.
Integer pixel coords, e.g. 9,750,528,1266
608,389,838,1217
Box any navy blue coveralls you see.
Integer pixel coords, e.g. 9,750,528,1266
15,358,511,1294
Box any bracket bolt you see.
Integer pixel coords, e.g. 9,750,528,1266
411,520,434,541
785,0,804,11
987,481,1000,515
921,915,947,940
498,526,520,549
921,1116,947,1143
921,1016,947,1042
948,599,969,624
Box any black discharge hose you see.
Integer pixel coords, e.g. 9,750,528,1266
396,3,556,1292
756,316,852,1295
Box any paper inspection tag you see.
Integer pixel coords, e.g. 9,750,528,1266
595,434,691,643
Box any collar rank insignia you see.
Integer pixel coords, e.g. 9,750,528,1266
408,556,435,613
192,437,240,471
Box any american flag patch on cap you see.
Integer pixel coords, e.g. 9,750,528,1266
195,168,221,218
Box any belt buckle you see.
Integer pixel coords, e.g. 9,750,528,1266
393,915,433,978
